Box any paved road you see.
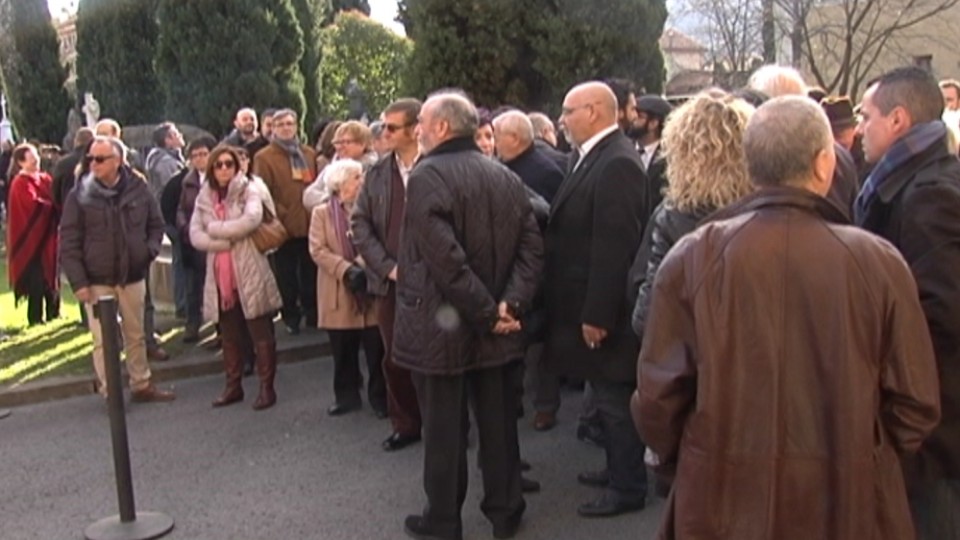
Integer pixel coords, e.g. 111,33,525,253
1,356,663,539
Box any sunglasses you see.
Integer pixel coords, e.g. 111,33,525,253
384,122,414,133
86,154,115,163
213,159,236,170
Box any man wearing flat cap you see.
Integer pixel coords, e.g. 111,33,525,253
819,95,863,216
631,95,672,214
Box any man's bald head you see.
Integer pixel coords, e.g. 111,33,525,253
492,110,535,161
560,81,619,146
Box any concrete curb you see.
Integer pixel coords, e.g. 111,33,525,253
0,334,331,408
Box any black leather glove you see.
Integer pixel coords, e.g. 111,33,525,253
344,265,367,294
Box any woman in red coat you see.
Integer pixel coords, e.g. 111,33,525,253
6,143,59,325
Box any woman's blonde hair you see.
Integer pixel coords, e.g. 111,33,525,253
334,121,373,150
662,92,755,213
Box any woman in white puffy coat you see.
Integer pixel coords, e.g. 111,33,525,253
190,145,283,410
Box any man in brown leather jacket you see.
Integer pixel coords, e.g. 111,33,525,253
633,96,940,540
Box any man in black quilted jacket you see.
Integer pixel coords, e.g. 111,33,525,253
394,90,544,540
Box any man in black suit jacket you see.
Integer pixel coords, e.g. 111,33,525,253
493,110,565,204
544,81,649,517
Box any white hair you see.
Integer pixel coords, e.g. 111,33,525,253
748,65,806,98
493,110,535,144
323,159,363,195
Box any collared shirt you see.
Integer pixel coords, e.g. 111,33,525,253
573,124,619,172
640,141,659,171
396,152,418,187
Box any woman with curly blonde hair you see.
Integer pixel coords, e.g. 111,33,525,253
631,91,755,337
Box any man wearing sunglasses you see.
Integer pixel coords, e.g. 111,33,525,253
352,98,424,452
59,136,175,403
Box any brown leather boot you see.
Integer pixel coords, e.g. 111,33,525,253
252,340,277,410
212,330,244,407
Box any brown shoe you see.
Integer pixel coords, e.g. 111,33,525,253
533,411,556,431
147,346,170,362
131,384,176,403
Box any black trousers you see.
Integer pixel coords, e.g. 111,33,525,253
327,327,386,411
271,237,317,328
592,379,647,499
412,361,526,536
21,257,59,325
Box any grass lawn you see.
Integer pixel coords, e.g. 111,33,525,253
0,255,188,388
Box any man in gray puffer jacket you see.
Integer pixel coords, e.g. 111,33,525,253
60,136,175,403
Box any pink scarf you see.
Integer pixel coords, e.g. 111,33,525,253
214,194,238,311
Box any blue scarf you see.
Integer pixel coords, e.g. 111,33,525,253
854,121,947,221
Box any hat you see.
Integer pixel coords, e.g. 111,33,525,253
821,96,856,130
636,95,672,119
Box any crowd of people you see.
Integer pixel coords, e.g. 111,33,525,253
2,64,960,539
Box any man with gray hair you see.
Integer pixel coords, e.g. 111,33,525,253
528,111,568,171
394,90,543,540
635,95,939,539
493,110,564,203
856,66,960,539
60,136,176,403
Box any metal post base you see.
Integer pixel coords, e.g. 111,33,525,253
0,409,10,419
84,512,174,540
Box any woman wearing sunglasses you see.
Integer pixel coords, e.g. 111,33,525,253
190,145,283,410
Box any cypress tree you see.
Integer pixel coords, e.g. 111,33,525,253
402,0,668,111
155,0,306,136
291,0,332,132
0,0,71,143
75,0,164,126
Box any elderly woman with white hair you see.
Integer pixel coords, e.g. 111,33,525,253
308,159,387,417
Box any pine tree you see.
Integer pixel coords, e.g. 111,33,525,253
320,12,412,119
155,0,306,136
402,0,668,111
76,0,164,126
291,0,332,132
0,0,71,143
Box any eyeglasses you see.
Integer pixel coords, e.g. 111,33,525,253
332,139,359,146
560,102,599,116
213,159,236,170
384,122,414,133
86,155,115,163
189,151,210,160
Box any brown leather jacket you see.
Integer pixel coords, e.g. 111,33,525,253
633,187,940,540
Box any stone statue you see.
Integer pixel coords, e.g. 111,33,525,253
82,92,101,127
63,107,83,149
346,78,367,121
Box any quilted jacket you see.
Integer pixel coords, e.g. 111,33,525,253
189,173,282,322
392,137,544,375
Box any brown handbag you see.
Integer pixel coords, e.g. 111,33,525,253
250,201,288,254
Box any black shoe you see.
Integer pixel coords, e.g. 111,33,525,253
577,490,645,518
383,432,421,452
520,459,531,472
577,469,610,487
373,407,389,419
521,475,540,493
403,514,462,540
576,423,607,448
327,402,361,416
285,324,300,335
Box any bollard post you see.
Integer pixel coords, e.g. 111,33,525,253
84,296,174,540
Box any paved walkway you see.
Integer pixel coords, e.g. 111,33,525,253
0,356,664,539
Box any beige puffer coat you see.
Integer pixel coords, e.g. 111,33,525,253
189,173,282,323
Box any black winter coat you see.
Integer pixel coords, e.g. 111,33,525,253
393,137,544,375
504,144,565,204
856,134,960,481
60,167,164,289
543,130,648,383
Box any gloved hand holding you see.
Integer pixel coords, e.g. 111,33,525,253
344,264,368,294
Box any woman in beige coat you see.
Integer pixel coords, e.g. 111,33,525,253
308,159,386,417
190,145,283,410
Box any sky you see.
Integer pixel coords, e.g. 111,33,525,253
47,0,404,34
